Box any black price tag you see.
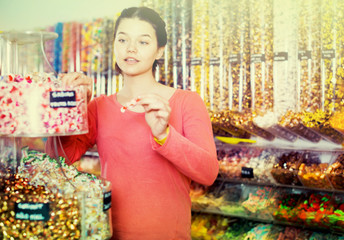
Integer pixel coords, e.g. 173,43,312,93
251,54,265,63
241,167,254,178
103,191,112,211
229,54,241,63
298,50,312,60
50,91,77,108
191,58,202,66
209,57,220,65
322,49,335,59
15,202,50,221
274,52,288,61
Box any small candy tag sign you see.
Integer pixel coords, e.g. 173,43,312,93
15,202,50,221
103,191,112,211
241,167,254,178
50,91,76,108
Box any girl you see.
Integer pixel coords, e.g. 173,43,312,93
47,6,218,240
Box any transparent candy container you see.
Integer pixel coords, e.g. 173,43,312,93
208,0,226,112
191,0,209,107
17,147,112,239
81,177,112,240
0,174,83,240
0,73,88,137
248,0,273,114
236,0,276,141
226,0,250,114
256,0,299,142
319,0,344,144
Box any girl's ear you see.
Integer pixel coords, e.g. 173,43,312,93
156,46,165,60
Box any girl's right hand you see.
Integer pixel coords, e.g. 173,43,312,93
59,72,93,103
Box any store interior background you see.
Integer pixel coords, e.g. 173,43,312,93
0,0,140,31
1,0,344,239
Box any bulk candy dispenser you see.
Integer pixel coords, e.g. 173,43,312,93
0,31,112,239
254,0,299,142
278,0,325,143
229,0,276,141
316,0,344,144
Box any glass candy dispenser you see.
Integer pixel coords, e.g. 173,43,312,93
320,0,344,143
0,31,112,239
256,0,299,142
230,0,275,141
279,0,323,143
296,0,344,145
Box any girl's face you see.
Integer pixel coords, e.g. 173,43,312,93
114,18,164,77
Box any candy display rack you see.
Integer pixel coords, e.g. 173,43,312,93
0,31,112,240
192,139,344,236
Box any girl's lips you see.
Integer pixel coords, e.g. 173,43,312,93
125,57,139,63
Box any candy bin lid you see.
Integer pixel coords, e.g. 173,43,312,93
230,110,276,141
302,110,344,145
253,111,299,142
279,110,322,143
0,73,88,137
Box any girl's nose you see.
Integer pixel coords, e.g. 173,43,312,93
127,41,137,53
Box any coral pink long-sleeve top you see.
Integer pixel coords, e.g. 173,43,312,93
54,89,219,240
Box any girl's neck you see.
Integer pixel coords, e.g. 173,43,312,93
119,72,160,99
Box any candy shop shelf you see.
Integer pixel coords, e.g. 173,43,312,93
217,139,344,192
215,136,344,152
191,180,344,235
203,136,344,236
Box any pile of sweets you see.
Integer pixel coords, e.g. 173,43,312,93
190,213,230,240
271,151,303,186
217,147,276,184
221,219,260,240
327,153,344,190
303,110,344,145
17,147,112,240
0,174,81,239
0,73,88,136
297,152,332,189
217,183,247,216
241,186,278,220
273,191,306,223
190,181,225,211
243,223,273,240
274,191,344,233
190,214,344,240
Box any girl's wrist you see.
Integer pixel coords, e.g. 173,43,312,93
154,126,170,145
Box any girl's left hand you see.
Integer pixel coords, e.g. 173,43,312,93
138,94,171,140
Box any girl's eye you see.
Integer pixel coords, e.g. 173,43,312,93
140,41,149,45
118,39,126,43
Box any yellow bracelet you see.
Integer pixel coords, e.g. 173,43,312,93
154,126,170,145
